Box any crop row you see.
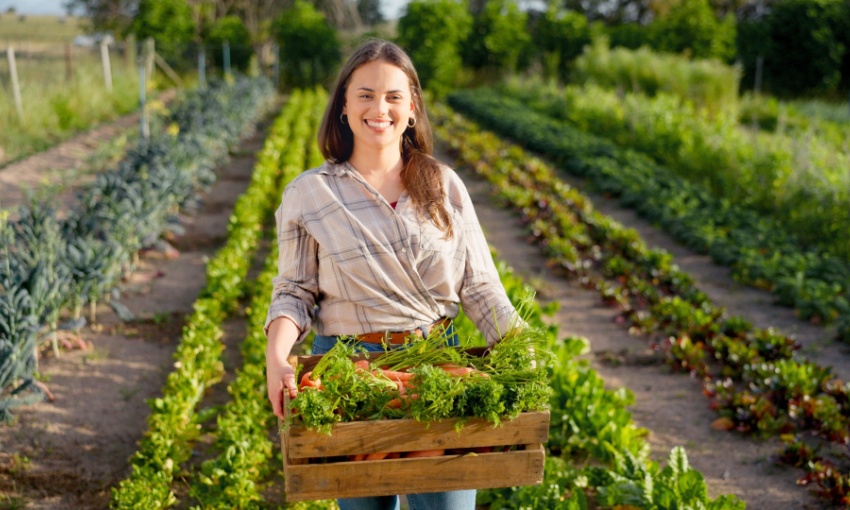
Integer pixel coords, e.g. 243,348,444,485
432,101,850,506
103,87,744,508
183,88,326,509
496,77,850,263
0,76,275,422
108,86,304,509
446,87,849,342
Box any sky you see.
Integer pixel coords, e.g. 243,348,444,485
0,0,68,15
0,0,411,19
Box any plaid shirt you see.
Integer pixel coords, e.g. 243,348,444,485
264,160,522,346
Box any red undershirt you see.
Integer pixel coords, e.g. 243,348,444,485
390,201,398,209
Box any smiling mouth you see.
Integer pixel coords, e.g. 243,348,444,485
365,119,393,129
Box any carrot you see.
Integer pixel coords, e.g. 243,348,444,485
364,452,391,461
353,359,370,371
386,394,418,409
403,449,445,458
439,366,475,377
299,371,322,390
372,369,415,381
350,453,367,462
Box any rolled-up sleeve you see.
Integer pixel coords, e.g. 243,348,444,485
455,179,525,346
264,181,318,342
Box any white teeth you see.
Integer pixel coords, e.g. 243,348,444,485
366,120,392,129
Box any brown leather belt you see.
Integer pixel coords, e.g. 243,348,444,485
355,317,453,345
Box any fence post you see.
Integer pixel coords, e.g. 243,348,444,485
138,57,149,141
6,46,23,121
198,44,206,88
64,42,73,81
143,37,155,87
223,41,231,77
100,40,113,92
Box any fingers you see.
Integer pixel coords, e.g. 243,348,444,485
284,373,298,399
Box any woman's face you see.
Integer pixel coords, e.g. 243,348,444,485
343,60,415,154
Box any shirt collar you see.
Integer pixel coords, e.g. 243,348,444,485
317,160,350,177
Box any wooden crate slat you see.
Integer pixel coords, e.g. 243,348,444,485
284,446,545,502
285,411,549,459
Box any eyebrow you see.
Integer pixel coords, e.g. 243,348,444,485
356,87,405,94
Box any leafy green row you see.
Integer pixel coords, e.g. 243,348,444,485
473,259,742,509
446,87,849,341
109,87,293,510
0,76,276,421
184,88,327,509
496,77,850,264
433,102,848,506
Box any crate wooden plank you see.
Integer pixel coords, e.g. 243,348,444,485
284,445,545,502
285,411,549,459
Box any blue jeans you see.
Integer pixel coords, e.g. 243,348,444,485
310,327,476,510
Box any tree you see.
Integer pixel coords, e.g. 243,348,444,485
759,0,848,96
532,6,592,82
650,0,736,61
463,0,531,76
128,0,196,68
396,0,472,97
357,0,383,25
206,15,253,71
273,0,342,88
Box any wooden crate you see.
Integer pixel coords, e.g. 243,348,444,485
280,352,549,502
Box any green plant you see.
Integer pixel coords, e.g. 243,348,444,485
395,0,472,97
273,1,341,89
462,0,530,77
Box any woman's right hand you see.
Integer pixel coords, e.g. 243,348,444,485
265,317,301,420
266,356,298,420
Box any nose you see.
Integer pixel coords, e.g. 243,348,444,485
374,97,390,116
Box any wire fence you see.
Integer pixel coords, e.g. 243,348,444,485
0,33,269,166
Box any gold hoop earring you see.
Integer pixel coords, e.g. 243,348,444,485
407,116,416,128
340,114,348,125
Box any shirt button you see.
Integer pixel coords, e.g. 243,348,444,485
401,248,407,253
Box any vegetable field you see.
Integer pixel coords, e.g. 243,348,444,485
1,82,847,510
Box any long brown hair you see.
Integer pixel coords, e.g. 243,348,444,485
318,39,452,239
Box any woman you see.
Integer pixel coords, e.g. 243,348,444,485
265,39,523,510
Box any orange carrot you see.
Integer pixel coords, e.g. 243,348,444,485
364,452,391,461
354,359,370,371
403,449,445,458
350,453,367,462
373,369,415,381
299,371,322,390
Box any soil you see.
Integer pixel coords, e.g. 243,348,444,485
0,110,268,510
0,108,842,510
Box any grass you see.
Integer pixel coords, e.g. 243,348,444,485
0,13,85,45
0,13,142,165
0,48,140,165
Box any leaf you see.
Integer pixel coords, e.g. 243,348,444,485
668,445,690,477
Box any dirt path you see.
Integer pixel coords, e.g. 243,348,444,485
443,147,826,510
0,90,177,214
0,102,838,510
0,113,269,510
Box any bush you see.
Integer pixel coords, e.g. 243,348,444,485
762,0,849,97
531,7,592,83
462,0,530,76
206,16,253,72
273,0,342,89
128,0,195,70
396,0,472,97
648,0,736,62
573,37,740,114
